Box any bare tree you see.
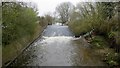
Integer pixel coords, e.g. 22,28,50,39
55,2,74,25
44,14,53,25
76,2,95,18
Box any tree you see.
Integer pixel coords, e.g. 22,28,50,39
44,14,53,25
55,2,74,25
96,2,117,19
2,2,38,46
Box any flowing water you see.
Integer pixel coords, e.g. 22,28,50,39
10,24,105,66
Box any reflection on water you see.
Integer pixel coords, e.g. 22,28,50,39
10,25,105,66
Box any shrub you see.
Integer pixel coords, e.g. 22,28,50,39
2,2,38,46
91,36,107,49
105,52,120,66
69,18,92,36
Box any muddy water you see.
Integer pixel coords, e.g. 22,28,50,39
10,24,105,66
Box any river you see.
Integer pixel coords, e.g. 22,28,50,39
10,24,105,66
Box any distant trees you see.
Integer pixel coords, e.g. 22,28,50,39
44,14,54,25
38,16,48,27
38,14,54,26
55,2,74,25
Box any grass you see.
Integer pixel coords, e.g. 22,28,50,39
90,36,108,49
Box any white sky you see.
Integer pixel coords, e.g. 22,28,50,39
26,0,87,16
18,0,119,16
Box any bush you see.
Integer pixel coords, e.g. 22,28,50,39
2,2,38,46
105,52,120,66
68,2,120,66
91,36,107,49
69,18,92,36
108,31,120,51
68,2,118,37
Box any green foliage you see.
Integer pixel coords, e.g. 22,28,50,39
69,2,118,36
91,36,107,49
90,35,120,66
105,52,120,66
68,2,120,66
108,31,120,46
108,31,117,39
2,2,38,46
68,2,119,47
69,19,91,36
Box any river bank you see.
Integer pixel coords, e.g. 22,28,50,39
2,23,47,66
78,32,120,66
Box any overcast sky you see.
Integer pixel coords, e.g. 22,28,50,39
30,0,81,16
20,0,119,16
25,0,91,16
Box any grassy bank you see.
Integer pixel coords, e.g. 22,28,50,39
86,35,120,66
2,24,46,66
69,26,120,66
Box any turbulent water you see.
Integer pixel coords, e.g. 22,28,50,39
10,24,105,66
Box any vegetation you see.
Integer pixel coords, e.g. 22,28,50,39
90,36,107,49
67,2,120,66
44,14,54,25
2,2,48,65
55,2,74,25
89,36,120,66
2,2,38,46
